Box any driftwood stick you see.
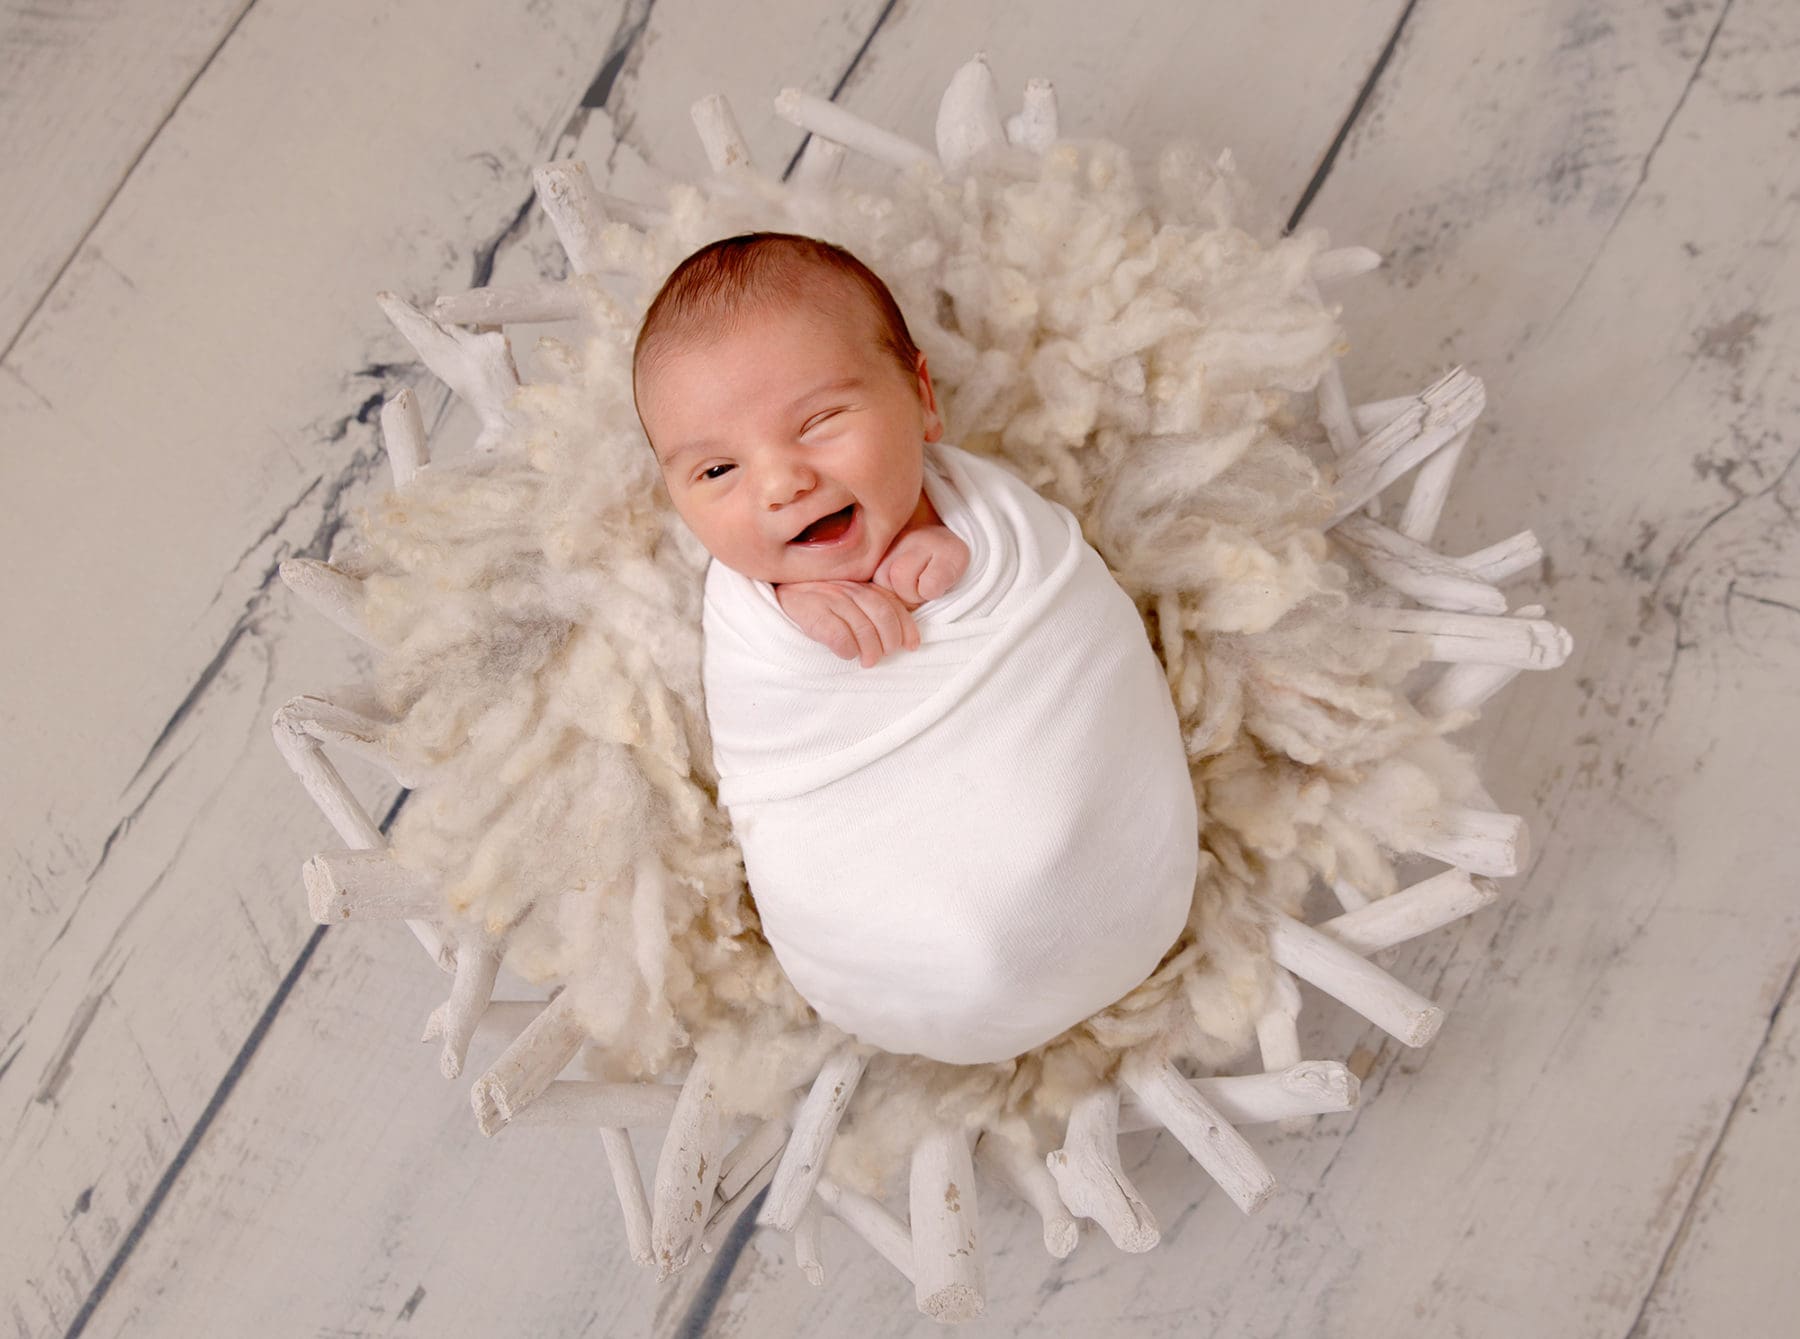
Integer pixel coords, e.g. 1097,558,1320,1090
1412,806,1530,877
650,1056,727,1279
471,993,587,1135
690,93,752,171
422,936,502,1078
973,1126,1077,1259
1331,878,1372,913
1268,913,1445,1047
702,1155,775,1255
935,53,1007,175
1118,1052,1278,1214
1118,1061,1361,1131
910,1124,985,1322
379,387,427,488
434,281,586,327
773,88,936,170
278,559,372,645
500,1079,680,1129
794,1198,826,1286
1334,515,1507,614
600,1126,654,1267
760,1043,867,1231
1397,427,1470,543
815,1176,915,1283
1310,246,1382,287
1328,368,1485,524
791,135,846,190
1350,604,1571,669
1414,605,1544,717
274,693,422,788
1301,278,1359,458
375,292,521,449
1318,871,1498,954
303,848,436,922
1459,530,1545,584
1046,1083,1159,1252
532,160,610,275
1005,77,1059,151
1352,396,1415,434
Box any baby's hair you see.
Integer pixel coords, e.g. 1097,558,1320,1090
632,232,921,401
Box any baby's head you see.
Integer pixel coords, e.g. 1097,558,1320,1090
633,233,942,585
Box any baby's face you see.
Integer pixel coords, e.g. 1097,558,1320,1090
637,291,942,585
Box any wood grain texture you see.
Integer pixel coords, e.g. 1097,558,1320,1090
0,2,632,1333
0,0,254,351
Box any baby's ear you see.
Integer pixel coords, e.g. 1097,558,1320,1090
916,352,944,442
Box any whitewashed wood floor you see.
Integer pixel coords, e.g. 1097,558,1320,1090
4,1,1797,1335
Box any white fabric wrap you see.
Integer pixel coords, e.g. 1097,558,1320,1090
702,442,1197,1065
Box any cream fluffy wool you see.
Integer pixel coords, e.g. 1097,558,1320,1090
351,137,1477,1198
703,440,1196,1065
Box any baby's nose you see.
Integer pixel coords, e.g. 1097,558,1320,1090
762,456,818,507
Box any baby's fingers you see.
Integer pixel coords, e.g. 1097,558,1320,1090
846,583,915,662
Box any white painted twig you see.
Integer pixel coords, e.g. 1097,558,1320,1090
773,88,935,171
717,1115,788,1205
1310,246,1382,287
1302,275,1359,459
1117,1061,1361,1131
1397,426,1470,543
499,1079,680,1129
422,936,502,1078
690,93,752,172
1317,871,1499,954
375,292,521,450
379,386,427,488
1328,368,1486,524
909,1124,984,1321
1352,396,1415,434
1459,530,1545,584
973,1126,1076,1259
1331,878,1373,913
815,1176,914,1283
531,160,610,275
1268,913,1445,1047
278,558,372,644
760,1043,866,1231
651,1055,726,1279
302,848,436,922
1335,515,1507,613
791,135,846,190
275,694,422,787
1350,604,1572,669
600,1126,654,1267
935,53,1007,175
702,1153,775,1255
471,993,586,1135
1046,1084,1158,1252
1005,77,1059,151
433,281,585,327
1118,1052,1277,1214
794,1198,826,1286
1411,806,1530,877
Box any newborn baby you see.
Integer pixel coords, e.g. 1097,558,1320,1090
633,232,1197,1065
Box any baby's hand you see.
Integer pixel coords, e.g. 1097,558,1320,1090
774,580,920,667
872,526,970,607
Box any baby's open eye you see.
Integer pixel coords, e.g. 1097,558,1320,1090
700,463,734,481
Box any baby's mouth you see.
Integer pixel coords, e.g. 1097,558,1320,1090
789,503,857,546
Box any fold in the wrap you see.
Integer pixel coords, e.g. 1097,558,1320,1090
702,441,1197,1064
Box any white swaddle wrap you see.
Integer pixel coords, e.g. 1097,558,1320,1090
702,441,1197,1065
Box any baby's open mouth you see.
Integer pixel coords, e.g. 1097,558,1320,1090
789,503,857,546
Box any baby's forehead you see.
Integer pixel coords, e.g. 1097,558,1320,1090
653,281,885,362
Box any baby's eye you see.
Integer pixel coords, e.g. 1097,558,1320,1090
802,409,843,433
700,463,734,481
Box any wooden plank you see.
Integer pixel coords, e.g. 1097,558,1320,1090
1632,964,1800,1337
0,2,636,1334
47,3,889,1335
0,0,252,350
